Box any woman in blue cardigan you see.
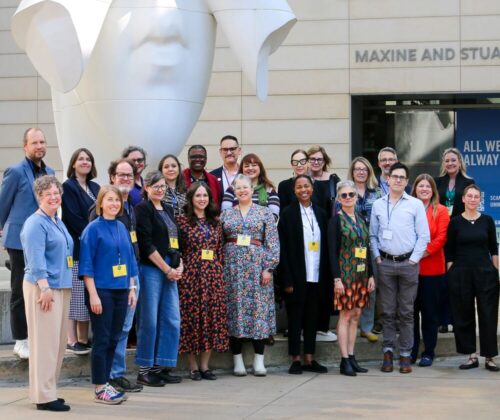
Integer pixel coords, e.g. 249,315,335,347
80,185,138,404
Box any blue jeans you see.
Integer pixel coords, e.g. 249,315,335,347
135,262,180,367
87,288,128,385
110,277,140,379
360,290,376,333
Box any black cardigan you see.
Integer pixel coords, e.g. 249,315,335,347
134,199,178,266
61,177,100,258
435,172,475,219
277,201,330,303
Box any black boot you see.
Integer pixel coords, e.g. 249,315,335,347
340,357,356,376
349,355,368,373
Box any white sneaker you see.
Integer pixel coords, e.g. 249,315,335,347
316,330,337,342
13,339,29,359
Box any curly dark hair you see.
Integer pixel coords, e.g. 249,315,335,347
183,182,220,227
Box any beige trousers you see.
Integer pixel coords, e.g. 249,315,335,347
23,282,70,404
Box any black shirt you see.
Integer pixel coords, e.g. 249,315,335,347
445,214,498,268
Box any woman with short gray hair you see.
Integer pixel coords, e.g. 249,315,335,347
21,175,73,411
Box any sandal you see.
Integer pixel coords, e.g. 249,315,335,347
485,358,499,372
189,370,202,381
459,356,479,370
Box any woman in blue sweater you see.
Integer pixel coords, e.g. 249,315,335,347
79,185,138,404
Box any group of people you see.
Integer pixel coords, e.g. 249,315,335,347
0,129,498,412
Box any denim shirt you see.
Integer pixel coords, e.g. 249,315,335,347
20,213,74,288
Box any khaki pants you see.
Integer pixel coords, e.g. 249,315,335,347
23,282,70,404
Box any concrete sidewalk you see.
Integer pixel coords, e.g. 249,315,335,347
1,357,499,419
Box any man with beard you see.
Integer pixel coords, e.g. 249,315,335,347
0,128,54,360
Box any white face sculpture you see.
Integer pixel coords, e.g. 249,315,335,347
12,0,296,181
53,0,215,177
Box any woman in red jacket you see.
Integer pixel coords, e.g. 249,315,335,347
410,174,450,366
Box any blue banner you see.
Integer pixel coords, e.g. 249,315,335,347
456,109,500,241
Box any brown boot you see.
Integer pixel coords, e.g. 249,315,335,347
381,351,393,373
399,356,413,374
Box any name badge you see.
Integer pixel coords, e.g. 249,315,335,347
201,249,214,260
357,263,366,272
130,231,137,243
447,205,453,216
236,235,251,246
355,247,367,259
382,229,393,240
308,241,320,252
66,256,74,268
112,264,128,278
169,237,179,249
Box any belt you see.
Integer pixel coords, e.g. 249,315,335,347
380,251,412,262
226,237,263,246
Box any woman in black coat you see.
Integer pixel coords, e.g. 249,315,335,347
61,148,100,354
278,175,330,375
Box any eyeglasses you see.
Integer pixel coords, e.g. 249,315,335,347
390,175,407,182
353,167,368,173
150,185,167,192
130,158,145,164
291,159,308,166
115,173,134,179
308,158,324,164
339,192,356,199
189,154,207,160
220,147,239,153
379,158,396,163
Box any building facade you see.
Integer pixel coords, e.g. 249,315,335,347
1,0,500,186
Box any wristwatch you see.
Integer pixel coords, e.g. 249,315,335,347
129,285,137,290
40,286,51,293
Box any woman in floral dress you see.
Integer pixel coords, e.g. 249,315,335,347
221,174,280,377
177,182,228,381
328,180,374,377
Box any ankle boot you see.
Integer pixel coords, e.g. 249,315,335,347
349,355,368,373
252,354,267,376
340,357,356,376
233,354,247,376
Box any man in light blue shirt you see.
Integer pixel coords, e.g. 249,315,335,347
370,162,429,374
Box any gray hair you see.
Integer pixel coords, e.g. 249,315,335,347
336,180,357,201
377,146,398,161
232,173,253,189
34,175,62,201
142,171,165,199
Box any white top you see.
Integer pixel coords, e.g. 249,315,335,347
300,204,320,283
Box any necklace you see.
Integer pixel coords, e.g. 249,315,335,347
463,213,480,224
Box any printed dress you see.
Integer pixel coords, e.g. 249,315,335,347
329,212,372,311
221,205,280,339
177,215,229,354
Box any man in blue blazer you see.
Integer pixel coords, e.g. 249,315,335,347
0,128,54,359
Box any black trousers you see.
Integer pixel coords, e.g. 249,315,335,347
286,282,320,356
317,279,333,332
7,248,28,340
448,265,499,358
412,275,441,360
229,337,266,355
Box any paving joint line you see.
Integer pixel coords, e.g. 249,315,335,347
242,374,319,419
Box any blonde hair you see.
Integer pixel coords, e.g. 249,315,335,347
95,185,123,217
411,174,440,218
439,148,471,178
348,157,379,190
